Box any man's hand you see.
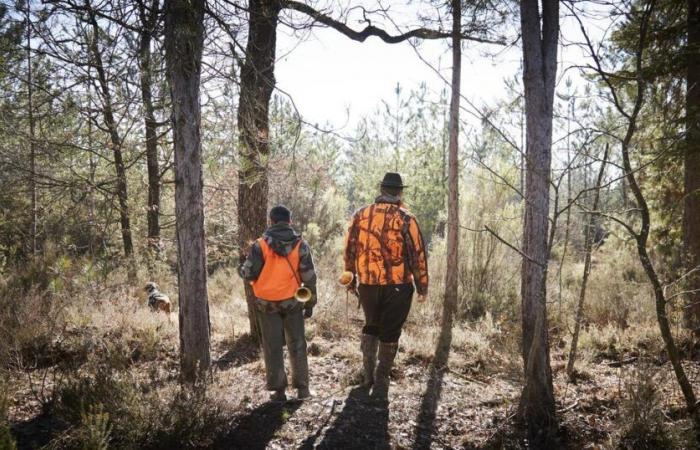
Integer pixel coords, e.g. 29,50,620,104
303,308,313,319
345,274,358,295
417,294,428,304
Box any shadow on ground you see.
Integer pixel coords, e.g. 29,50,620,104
215,332,260,370
11,412,65,450
306,386,390,450
412,303,455,450
214,400,301,450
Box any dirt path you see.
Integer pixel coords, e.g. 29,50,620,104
9,325,699,449
205,332,697,450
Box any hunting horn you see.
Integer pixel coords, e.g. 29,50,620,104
295,284,313,303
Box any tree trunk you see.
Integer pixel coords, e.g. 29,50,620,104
444,0,460,318
26,2,37,256
164,0,211,383
684,0,700,335
567,145,608,380
518,0,558,442
138,0,162,255
629,164,697,414
622,120,698,415
237,0,281,343
613,0,697,404
579,0,697,419
87,10,133,258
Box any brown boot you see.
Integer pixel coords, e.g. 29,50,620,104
360,334,379,387
371,342,398,401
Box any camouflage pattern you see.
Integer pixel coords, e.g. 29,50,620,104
344,195,429,295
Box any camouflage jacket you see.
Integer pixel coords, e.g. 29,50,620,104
344,195,429,295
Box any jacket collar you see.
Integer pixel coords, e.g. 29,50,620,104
374,194,402,206
263,222,301,256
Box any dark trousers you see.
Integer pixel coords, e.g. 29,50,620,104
358,283,414,343
255,299,309,391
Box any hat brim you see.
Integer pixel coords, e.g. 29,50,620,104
380,183,408,188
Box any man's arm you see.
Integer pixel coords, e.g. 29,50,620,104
406,217,429,296
238,241,264,281
343,212,360,274
299,240,317,309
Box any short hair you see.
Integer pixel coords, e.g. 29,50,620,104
381,186,403,197
269,205,291,223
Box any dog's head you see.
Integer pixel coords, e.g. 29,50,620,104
144,282,159,293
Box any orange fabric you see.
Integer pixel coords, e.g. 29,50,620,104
343,202,429,293
251,239,302,301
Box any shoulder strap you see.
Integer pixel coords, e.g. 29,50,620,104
257,238,267,261
282,241,303,285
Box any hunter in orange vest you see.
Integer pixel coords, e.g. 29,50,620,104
239,205,317,402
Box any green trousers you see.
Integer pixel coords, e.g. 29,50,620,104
255,299,309,391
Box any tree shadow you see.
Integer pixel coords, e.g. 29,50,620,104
214,400,301,450
215,332,260,370
311,387,390,450
296,398,340,449
11,411,65,450
412,303,455,450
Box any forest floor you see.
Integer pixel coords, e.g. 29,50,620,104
195,330,699,449
7,299,700,450
3,265,700,449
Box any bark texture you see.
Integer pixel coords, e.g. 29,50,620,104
164,0,211,383
684,0,700,334
518,0,558,441
444,0,460,318
138,0,162,254
237,0,281,343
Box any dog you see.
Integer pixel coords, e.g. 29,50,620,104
144,282,171,314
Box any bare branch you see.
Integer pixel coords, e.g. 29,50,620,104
281,0,506,45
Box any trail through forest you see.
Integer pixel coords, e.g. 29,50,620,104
8,304,698,450
3,0,700,448
202,333,698,449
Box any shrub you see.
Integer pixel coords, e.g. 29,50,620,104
615,364,675,450
77,404,111,450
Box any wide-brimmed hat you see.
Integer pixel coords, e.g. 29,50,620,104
380,172,407,189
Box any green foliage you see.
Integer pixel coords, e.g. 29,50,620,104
604,0,687,274
344,84,449,242
266,95,349,256
78,404,111,450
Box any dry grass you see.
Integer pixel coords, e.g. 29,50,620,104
2,236,698,448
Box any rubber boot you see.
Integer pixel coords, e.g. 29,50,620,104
269,389,287,402
371,342,398,401
360,334,379,387
296,387,311,400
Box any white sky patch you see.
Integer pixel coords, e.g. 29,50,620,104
274,5,612,132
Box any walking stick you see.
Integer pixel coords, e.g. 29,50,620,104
346,290,350,333
339,271,354,335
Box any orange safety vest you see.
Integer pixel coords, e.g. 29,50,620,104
251,238,302,301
